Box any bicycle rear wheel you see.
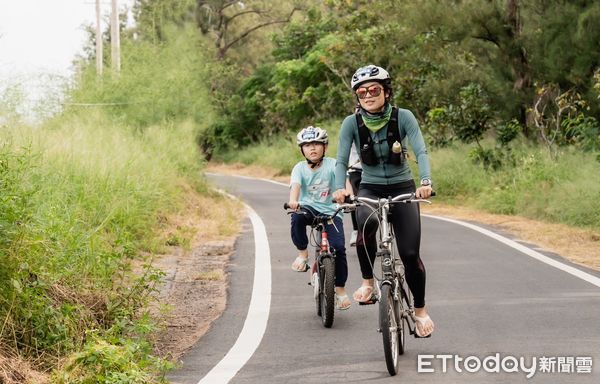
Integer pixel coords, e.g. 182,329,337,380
320,256,335,328
379,283,401,375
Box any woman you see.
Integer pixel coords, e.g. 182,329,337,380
333,65,434,337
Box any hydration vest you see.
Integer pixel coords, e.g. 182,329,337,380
356,107,406,166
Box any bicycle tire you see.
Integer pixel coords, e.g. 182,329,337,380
320,256,335,328
398,292,406,356
379,283,401,375
392,237,406,355
314,251,322,317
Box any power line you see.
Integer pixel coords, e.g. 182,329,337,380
63,101,146,106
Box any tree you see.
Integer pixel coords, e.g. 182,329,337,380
132,0,196,42
195,0,299,59
455,0,533,133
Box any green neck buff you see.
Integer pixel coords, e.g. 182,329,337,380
360,103,392,132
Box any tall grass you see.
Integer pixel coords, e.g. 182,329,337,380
429,143,600,229
0,111,221,381
214,120,342,175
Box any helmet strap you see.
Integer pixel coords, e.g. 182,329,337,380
300,146,325,169
306,157,323,168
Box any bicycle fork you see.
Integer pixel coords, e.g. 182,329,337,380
309,231,330,296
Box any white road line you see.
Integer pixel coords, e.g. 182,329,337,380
197,205,271,384
423,214,600,288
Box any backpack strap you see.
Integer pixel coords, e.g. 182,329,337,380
386,107,407,165
355,113,372,149
386,107,400,147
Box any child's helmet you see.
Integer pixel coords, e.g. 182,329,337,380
296,126,329,146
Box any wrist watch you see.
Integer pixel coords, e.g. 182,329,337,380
420,178,432,187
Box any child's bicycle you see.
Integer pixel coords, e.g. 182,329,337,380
351,192,434,375
283,203,352,328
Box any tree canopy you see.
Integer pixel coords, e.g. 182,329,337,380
73,0,600,160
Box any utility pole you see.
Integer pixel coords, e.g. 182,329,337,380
111,0,121,74
95,0,103,75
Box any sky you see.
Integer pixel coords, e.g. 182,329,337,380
0,1,115,79
0,0,133,118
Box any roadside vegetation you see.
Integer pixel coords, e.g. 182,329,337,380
0,112,241,382
217,131,600,230
1,0,599,382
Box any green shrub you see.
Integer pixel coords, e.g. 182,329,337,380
1,113,206,379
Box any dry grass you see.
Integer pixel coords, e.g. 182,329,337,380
195,270,224,281
421,204,600,270
159,181,242,250
0,351,49,384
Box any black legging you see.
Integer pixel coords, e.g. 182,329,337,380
356,180,427,308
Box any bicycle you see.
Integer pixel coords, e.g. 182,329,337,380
351,192,434,376
283,203,352,328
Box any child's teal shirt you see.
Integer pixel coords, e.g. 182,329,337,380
290,157,340,216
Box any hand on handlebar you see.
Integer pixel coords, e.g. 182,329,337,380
286,200,300,211
415,185,433,199
333,188,351,204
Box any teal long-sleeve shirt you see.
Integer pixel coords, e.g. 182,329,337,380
334,108,431,190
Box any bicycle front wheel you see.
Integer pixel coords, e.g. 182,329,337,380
320,256,335,328
379,283,401,375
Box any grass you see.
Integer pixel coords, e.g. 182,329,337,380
196,270,224,281
214,120,343,176
0,111,239,382
430,143,600,229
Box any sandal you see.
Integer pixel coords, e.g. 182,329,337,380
353,285,377,304
335,294,351,310
414,314,434,338
291,256,309,272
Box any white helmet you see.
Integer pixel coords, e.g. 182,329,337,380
351,65,391,90
296,126,329,146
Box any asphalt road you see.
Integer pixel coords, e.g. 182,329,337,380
168,173,600,384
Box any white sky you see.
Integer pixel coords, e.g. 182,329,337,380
0,0,133,119
1,0,103,78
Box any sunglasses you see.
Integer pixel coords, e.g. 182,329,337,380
356,85,383,99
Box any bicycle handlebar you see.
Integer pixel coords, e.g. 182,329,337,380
347,190,436,207
284,194,355,212
284,190,435,213
284,202,351,214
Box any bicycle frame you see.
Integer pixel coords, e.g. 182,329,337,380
310,226,334,276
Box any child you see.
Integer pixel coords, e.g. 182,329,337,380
287,126,351,310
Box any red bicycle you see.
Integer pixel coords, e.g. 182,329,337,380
284,203,351,328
